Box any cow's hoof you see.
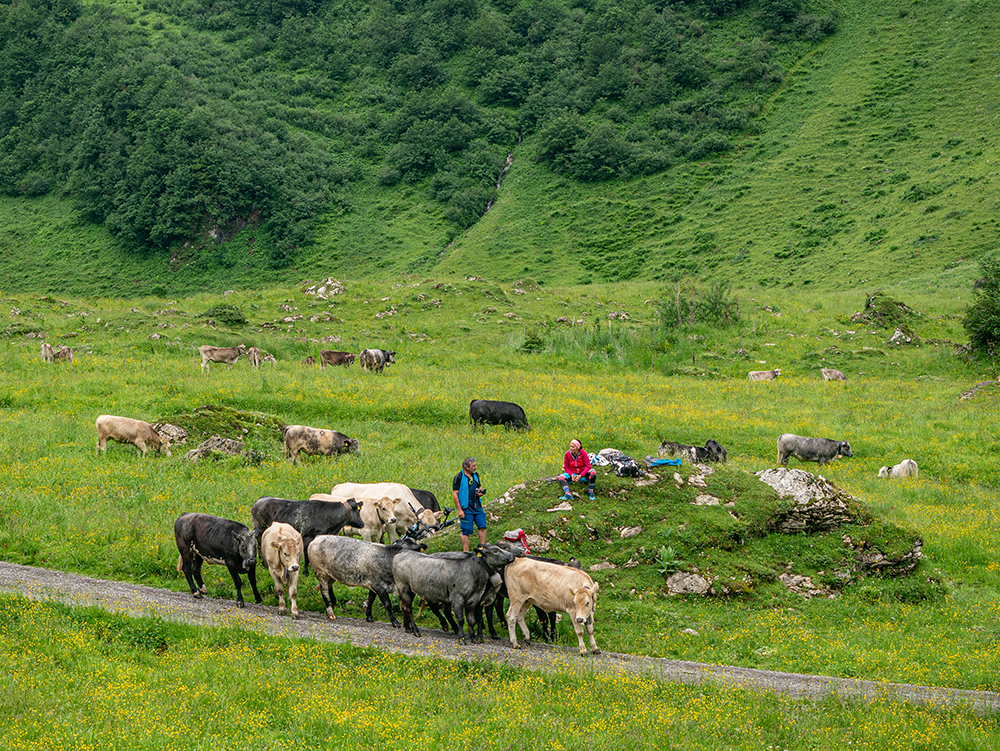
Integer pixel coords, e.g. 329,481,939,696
366,616,375,623
237,601,246,609
592,648,602,655
511,643,522,650
390,621,401,629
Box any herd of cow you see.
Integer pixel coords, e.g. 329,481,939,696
174,481,602,655
195,343,396,373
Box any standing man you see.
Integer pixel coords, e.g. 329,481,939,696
453,456,487,552
559,438,597,501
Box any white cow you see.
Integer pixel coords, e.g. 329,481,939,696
261,522,303,617
96,415,171,457
878,459,919,479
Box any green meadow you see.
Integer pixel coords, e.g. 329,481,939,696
1,273,999,748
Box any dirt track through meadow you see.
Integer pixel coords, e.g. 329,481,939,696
1,561,997,714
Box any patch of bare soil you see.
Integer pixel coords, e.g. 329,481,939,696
0,561,995,713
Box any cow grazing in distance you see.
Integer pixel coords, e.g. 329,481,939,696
199,343,247,371
821,368,846,381
308,535,425,626
748,368,781,381
777,433,852,467
250,496,364,574
409,488,441,513
658,439,728,464
174,513,261,608
301,355,315,366
261,522,303,617
360,348,396,372
878,459,919,479
96,415,171,457
392,544,516,643
469,399,531,431
247,346,262,369
40,342,54,363
504,556,600,656
53,346,74,363
320,350,356,369
283,425,360,463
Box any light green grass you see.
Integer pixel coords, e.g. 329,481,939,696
1,596,997,751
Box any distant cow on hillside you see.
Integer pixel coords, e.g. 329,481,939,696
199,344,247,371
320,350,355,368
748,368,781,381
469,399,530,431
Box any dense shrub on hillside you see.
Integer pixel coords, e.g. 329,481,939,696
963,254,1000,357
0,0,838,258
661,280,742,330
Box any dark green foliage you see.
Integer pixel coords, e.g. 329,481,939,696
198,304,247,327
157,404,286,445
852,291,919,329
0,0,838,260
963,254,1000,357
660,280,741,330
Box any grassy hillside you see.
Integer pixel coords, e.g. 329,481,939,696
0,0,997,294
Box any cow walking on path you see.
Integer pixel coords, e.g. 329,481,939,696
175,513,261,608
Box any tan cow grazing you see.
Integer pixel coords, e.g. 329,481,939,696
748,368,781,381
261,522,303,617
301,355,316,366
821,368,846,381
283,425,360,463
53,346,74,363
312,494,397,543
40,342,54,363
198,343,247,372
878,458,919,479
96,415,171,457
504,557,600,656
320,350,356,369
247,346,262,369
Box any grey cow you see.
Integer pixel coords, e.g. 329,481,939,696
777,433,852,467
308,535,425,626
392,544,515,644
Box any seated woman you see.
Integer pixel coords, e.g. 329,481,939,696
559,438,596,501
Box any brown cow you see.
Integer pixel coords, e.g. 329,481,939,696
283,425,360,463
748,368,781,381
320,350,356,369
301,356,316,366
96,415,171,456
247,346,262,369
504,557,600,655
199,344,247,371
261,521,303,618
821,368,846,381
53,346,74,363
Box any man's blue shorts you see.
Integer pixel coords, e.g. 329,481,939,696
460,509,487,535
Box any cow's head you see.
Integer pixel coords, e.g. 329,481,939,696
705,439,727,462
236,532,257,571
345,499,365,530
476,543,516,571
877,466,889,478
570,582,599,623
345,438,361,453
385,350,396,364
373,497,397,527
271,532,302,580
839,441,853,458
237,343,248,354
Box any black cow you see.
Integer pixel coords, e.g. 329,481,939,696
392,544,515,643
469,399,530,431
360,348,396,373
250,497,364,574
777,433,853,467
408,488,441,513
308,535,425,627
174,513,262,608
658,439,728,464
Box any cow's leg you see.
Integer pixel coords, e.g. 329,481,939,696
586,616,600,654
228,567,246,608
318,578,337,619
272,573,286,615
180,555,200,596
504,598,521,648
516,601,533,644
399,587,419,636
365,590,377,622
288,573,298,618
192,559,207,595
246,566,262,604
572,619,588,655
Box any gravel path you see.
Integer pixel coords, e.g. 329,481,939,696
1,561,996,713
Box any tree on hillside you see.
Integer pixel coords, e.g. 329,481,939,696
963,254,1000,357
